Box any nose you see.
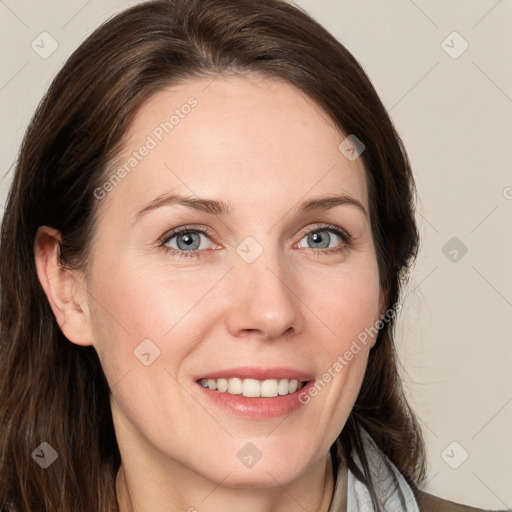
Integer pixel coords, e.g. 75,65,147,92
225,250,305,341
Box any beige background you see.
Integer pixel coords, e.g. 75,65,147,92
1,0,511,509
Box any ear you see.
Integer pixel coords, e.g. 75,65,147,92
34,226,94,347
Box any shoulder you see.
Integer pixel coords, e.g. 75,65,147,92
414,489,510,512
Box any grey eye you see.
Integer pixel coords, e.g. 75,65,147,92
298,230,341,250
165,231,210,251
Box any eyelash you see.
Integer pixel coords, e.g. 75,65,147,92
159,224,352,259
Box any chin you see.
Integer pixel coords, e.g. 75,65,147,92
218,464,305,489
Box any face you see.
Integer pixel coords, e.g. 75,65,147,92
82,75,383,487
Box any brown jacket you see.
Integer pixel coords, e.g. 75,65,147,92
414,489,511,512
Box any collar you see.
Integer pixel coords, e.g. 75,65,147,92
327,429,420,512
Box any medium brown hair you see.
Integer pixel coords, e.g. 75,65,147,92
0,0,425,510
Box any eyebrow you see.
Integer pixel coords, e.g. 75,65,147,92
134,192,368,220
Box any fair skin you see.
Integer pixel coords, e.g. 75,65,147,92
35,75,384,512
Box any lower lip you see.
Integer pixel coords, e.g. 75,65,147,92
196,380,315,419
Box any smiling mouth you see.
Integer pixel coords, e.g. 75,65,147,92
197,377,308,398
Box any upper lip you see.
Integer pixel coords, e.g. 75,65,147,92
195,366,315,382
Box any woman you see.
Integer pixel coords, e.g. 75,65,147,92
0,1,505,511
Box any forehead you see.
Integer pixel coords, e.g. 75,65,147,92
104,74,369,217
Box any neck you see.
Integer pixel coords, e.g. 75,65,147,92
116,451,336,512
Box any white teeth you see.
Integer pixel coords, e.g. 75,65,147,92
228,377,243,395
242,378,261,397
278,379,289,396
199,377,306,397
217,378,228,392
288,379,298,393
260,379,278,397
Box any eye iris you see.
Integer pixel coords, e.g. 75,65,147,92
308,231,330,249
176,232,201,250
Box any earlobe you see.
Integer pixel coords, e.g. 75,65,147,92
34,226,94,347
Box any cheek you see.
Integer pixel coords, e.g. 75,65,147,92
326,265,381,379
86,258,227,378
295,253,381,423
302,255,381,349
